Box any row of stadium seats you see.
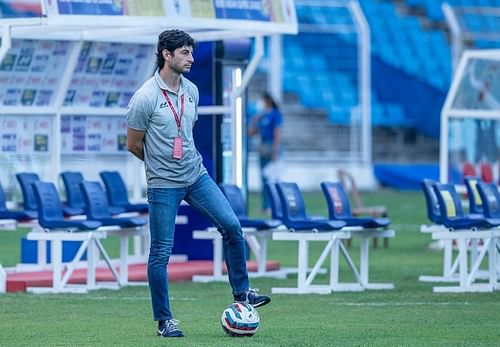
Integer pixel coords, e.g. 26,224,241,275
286,1,453,128
405,0,500,22
283,35,412,126
359,0,452,89
405,0,500,48
419,177,500,292
215,181,394,293
287,0,497,130
0,171,147,223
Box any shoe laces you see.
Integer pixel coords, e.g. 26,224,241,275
164,319,181,332
248,287,260,295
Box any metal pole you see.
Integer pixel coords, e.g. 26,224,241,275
350,0,372,165
443,3,463,73
269,34,283,103
231,36,264,187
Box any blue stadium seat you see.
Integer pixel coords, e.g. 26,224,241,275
275,182,346,231
61,171,124,216
0,180,37,221
80,181,146,228
321,181,391,228
218,183,281,230
16,172,40,214
32,181,101,231
421,179,444,224
264,183,283,220
432,183,500,229
477,182,500,219
99,171,148,214
463,177,485,214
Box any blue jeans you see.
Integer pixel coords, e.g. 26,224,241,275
147,173,249,321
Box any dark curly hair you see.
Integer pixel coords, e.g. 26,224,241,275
156,29,196,69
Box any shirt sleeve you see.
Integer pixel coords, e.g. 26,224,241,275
126,91,152,131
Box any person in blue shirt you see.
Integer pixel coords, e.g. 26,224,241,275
248,92,283,213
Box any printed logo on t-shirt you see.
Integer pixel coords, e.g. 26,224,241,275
159,102,168,108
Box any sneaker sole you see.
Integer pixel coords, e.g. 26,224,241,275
157,330,184,337
251,298,271,308
157,332,184,337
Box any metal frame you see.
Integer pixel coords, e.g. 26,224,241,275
419,225,500,293
443,3,500,71
439,49,500,183
271,227,395,294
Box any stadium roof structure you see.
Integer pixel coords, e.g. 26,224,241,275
0,0,298,44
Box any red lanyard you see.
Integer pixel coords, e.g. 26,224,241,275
161,89,185,134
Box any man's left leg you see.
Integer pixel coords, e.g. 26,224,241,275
185,174,271,307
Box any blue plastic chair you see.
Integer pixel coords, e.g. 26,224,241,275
476,182,500,219
320,181,390,228
61,171,124,216
59,171,88,216
264,183,283,220
99,171,148,214
218,184,281,230
464,176,484,214
275,182,345,231
16,172,40,213
80,181,146,228
0,181,37,221
32,181,101,231
420,179,443,224
432,183,500,230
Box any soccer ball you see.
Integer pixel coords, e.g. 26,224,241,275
220,302,260,337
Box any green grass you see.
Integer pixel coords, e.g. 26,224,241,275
1,190,500,346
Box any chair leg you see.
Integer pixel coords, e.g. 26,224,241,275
372,237,378,248
384,237,389,248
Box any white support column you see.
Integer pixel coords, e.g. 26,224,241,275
87,239,97,290
443,240,453,278
51,41,83,184
213,237,224,278
51,240,63,292
442,3,463,73
458,238,468,287
230,35,264,187
0,263,6,293
120,236,129,285
255,234,268,274
488,237,497,286
351,0,372,165
297,239,308,292
0,25,12,64
360,237,369,286
268,34,283,103
330,238,340,289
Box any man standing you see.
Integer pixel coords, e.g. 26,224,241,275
127,29,271,338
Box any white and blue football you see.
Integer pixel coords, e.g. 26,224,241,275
220,302,260,337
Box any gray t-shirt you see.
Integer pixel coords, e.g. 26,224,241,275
127,70,207,188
